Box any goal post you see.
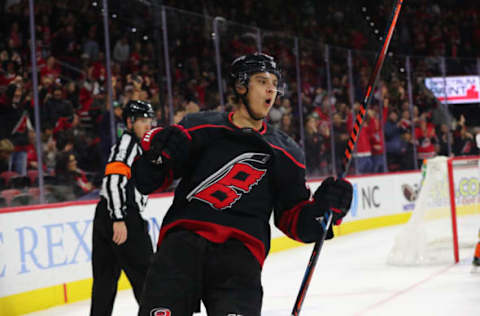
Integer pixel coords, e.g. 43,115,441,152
387,155,480,266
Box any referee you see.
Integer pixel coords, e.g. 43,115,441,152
90,100,155,316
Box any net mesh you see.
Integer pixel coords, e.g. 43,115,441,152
387,156,480,266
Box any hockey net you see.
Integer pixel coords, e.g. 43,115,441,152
387,156,480,266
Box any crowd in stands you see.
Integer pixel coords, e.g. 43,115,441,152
0,0,479,206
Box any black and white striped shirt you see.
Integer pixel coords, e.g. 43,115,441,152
100,131,148,220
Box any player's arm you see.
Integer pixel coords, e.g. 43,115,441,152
132,123,192,195
272,148,352,243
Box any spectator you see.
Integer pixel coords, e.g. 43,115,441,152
279,113,297,141
52,24,80,63
436,123,451,156
1,60,19,87
453,116,478,156
82,26,100,61
26,129,42,171
173,107,186,124
153,106,167,128
55,130,75,153
415,118,437,166
279,97,293,115
40,56,61,81
385,110,407,170
113,36,130,64
41,127,57,173
184,99,200,114
43,86,75,130
268,101,283,130
399,109,412,130
332,112,348,174
99,101,125,167
347,104,372,174
368,107,387,173
0,84,31,175
55,151,94,199
304,114,326,177
8,21,22,50
398,131,415,170
65,81,80,111
0,138,14,173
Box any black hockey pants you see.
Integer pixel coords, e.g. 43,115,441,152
90,198,153,316
138,229,263,316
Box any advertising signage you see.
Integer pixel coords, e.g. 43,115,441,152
424,76,480,104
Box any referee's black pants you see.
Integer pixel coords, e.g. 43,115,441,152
90,198,153,316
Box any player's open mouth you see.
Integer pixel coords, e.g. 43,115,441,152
265,99,272,106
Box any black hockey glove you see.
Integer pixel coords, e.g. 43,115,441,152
298,177,353,242
313,177,353,226
141,125,192,173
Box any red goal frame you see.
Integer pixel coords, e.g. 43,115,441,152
447,155,480,263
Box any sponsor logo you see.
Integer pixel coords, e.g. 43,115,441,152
401,182,420,211
151,307,171,316
425,76,480,104
361,185,380,209
401,183,418,202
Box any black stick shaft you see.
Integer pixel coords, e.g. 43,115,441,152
291,1,404,315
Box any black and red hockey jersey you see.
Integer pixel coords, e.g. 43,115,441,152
133,111,321,266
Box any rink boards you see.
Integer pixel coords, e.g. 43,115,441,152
1,168,480,315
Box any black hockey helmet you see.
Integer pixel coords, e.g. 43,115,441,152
123,100,155,124
230,53,285,121
230,53,284,95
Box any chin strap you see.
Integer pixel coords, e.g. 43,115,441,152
239,89,265,121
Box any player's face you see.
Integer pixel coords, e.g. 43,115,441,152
246,72,278,118
133,117,153,139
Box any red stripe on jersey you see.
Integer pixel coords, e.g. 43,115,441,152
171,124,192,140
268,143,306,169
157,220,267,266
227,112,268,135
141,127,164,151
186,124,235,132
278,200,313,241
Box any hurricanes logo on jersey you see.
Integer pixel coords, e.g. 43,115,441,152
151,308,171,316
187,153,270,210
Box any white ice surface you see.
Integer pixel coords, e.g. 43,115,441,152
27,221,480,316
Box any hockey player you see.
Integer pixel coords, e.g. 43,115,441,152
90,100,155,316
133,53,353,316
473,230,480,270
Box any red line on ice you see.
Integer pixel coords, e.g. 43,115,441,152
355,264,455,315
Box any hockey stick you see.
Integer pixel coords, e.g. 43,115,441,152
291,1,404,315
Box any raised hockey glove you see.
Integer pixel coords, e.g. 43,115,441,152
313,176,353,226
298,177,353,242
141,125,192,173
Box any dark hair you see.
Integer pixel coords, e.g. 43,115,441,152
55,130,74,151
55,151,73,177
